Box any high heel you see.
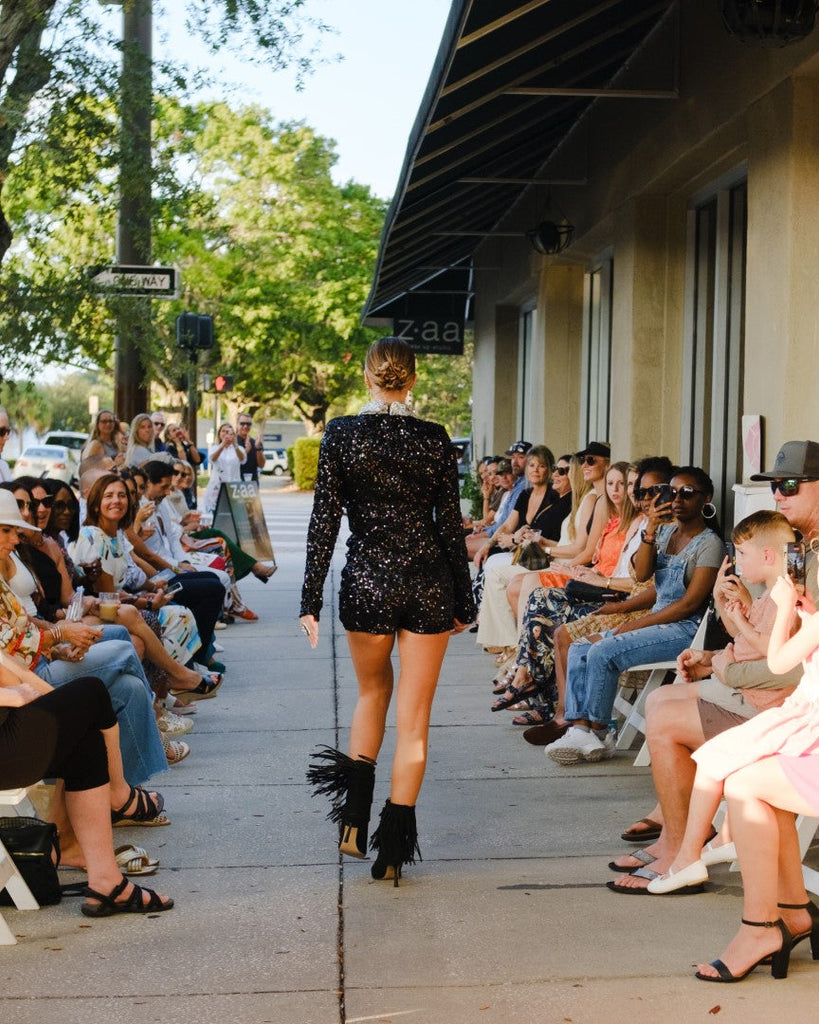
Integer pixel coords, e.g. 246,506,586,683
306,747,376,858
695,918,792,982
369,800,421,887
779,901,819,960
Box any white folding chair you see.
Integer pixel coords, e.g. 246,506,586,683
0,788,41,945
613,609,713,766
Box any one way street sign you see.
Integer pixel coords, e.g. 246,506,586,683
89,265,180,298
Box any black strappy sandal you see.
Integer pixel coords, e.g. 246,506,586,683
170,673,223,704
695,918,792,982
111,785,168,827
81,875,174,917
490,682,538,712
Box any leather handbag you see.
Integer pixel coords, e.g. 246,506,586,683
0,816,62,906
512,542,551,571
564,580,626,605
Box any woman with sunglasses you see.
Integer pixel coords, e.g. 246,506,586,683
0,408,12,483
544,466,725,765
1,479,73,617
491,461,641,715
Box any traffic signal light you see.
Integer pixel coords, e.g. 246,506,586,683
176,312,215,350
213,374,234,393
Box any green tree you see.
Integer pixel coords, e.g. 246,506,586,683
0,0,327,266
150,103,387,432
0,379,50,437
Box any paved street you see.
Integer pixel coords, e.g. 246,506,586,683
1,480,817,1024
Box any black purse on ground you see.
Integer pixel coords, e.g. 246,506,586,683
0,816,62,906
564,580,627,605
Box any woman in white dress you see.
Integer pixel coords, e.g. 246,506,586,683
203,424,246,516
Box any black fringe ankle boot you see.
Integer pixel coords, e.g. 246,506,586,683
306,747,376,858
369,800,421,887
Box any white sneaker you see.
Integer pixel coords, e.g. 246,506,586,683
545,725,605,765
212,642,225,653
157,709,194,737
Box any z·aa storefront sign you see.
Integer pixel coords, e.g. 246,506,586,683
393,317,464,355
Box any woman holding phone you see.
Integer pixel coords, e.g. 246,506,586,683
302,338,475,885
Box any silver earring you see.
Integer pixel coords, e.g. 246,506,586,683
702,502,717,520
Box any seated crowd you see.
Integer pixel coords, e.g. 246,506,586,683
0,405,272,919
468,436,819,983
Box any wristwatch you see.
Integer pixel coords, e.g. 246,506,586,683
640,530,656,545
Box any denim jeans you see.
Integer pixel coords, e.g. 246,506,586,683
564,617,700,726
34,626,167,786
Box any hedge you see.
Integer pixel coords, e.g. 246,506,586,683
293,435,321,490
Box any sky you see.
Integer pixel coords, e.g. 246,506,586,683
143,0,454,200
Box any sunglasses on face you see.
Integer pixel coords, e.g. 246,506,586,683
16,499,31,512
645,485,705,502
0,427,9,438
769,479,801,497
31,495,54,510
238,421,252,427
553,466,569,476
581,456,600,466
98,417,116,424
52,500,72,513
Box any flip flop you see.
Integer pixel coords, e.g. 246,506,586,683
620,817,662,843
608,848,657,873
605,865,659,895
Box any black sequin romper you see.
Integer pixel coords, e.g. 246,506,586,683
300,412,476,634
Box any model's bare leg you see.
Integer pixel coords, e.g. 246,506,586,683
346,632,395,762
696,759,814,979
390,630,450,806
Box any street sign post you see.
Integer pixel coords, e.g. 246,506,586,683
89,264,180,298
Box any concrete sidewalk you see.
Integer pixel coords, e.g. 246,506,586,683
1,482,817,1024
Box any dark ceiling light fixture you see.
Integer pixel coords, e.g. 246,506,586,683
722,0,818,46
526,220,575,255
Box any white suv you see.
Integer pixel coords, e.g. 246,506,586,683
262,446,289,476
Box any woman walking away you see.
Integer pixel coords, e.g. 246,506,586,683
301,337,475,885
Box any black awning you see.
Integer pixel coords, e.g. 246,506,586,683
363,0,676,322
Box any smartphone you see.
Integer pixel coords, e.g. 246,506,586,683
784,541,806,589
724,542,736,576
165,581,184,597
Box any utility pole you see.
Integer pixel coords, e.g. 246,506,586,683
112,0,153,422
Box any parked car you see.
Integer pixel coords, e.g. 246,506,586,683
13,445,77,485
41,431,88,466
261,446,290,476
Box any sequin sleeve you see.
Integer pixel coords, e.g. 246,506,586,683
300,423,344,620
433,427,477,624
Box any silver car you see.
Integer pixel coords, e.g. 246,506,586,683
13,445,76,485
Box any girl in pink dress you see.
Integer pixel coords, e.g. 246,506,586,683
658,573,819,982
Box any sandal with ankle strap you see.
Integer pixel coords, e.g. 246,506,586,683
170,673,223,704
491,682,538,712
695,918,792,982
81,875,174,917
111,786,168,827
779,901,819,959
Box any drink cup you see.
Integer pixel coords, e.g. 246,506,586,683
98,592,120,623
